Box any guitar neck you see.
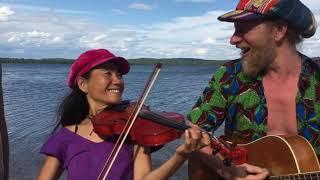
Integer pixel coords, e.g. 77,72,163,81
269,171,320,180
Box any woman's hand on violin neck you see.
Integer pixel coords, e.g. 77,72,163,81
175,125,210,157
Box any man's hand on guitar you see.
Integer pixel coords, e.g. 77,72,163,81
214,158,269,179
235,163,269,180
188,146,269,180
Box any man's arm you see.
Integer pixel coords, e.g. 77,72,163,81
187,66,229,179
187,64,269,179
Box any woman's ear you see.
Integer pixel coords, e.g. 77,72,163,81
77,77,88,94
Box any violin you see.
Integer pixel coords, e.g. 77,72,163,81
92,100,247,165
91,100,186,147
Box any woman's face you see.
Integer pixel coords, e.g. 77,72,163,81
84,63,124,109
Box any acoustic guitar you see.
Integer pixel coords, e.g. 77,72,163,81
189,135,320,180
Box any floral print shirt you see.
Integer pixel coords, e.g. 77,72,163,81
188,55,320,155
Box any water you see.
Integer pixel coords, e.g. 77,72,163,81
3,63,220,179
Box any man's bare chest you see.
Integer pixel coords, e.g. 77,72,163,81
262,77,299,135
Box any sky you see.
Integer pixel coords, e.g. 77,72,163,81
0,0,320,60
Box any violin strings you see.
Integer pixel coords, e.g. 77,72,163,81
139,110,234,153
139,110,189,131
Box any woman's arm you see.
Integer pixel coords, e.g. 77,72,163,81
37,156,63,180
133,145,189,180
134,125,210,180
133,144,152,180
141,150,189,180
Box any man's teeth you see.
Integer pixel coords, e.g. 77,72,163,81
241,47,250,55
108,89,120,93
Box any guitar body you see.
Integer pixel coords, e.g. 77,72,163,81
242,135,320,175
188,135,320,179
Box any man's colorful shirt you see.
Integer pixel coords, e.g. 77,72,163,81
188,55,320,155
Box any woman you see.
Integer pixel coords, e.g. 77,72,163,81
38,49,210,180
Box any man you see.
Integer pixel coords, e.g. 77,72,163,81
188,0,318,179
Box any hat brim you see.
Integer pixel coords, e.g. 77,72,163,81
76,56,130,84
218,10,265,22
90,56,130,75
107,57,130,75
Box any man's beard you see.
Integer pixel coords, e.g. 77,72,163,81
241,44,277,78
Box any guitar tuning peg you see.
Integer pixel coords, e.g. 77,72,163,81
212,147,221,155
223,158,232,167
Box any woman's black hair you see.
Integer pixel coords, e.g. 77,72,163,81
53,73,91,132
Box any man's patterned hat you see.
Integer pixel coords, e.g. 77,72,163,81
218,0,317,38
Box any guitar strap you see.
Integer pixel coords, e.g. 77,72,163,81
0,64,9,180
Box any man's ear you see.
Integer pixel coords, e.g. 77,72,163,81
77,77,88,94
273,21,288,42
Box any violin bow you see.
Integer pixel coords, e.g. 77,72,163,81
97,63,162,180
0,64,9,180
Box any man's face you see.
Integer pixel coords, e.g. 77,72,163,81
230,20,277,77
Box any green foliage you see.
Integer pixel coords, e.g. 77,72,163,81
128,58,228,66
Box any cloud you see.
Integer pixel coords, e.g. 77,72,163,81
194,48,208,55
300,0,320,10
0,3,319,60
0,6,14,21
111,8,127,15
175,0,215,3
0,3,95,16
131,10,237,59
0,5,95,58
7,30,63,47
202,37,216,44
128,3,154,11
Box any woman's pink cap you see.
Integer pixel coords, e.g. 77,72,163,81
67,49,130,88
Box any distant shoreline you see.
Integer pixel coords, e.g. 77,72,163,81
0,57,229,66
